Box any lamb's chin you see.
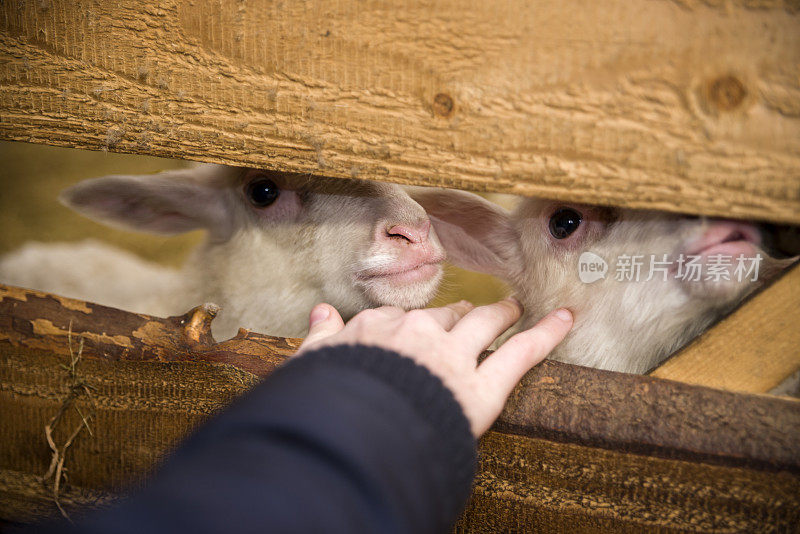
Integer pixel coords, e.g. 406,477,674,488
359,265,443,309
681,277,756,304
678,257,785,303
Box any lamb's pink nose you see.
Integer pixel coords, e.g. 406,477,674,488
384,220,431,245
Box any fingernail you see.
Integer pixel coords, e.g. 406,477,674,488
504,296,522,308
553,308,573,323
309,305,330,327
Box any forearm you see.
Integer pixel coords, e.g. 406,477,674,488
36,345,476,534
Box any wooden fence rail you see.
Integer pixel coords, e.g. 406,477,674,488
1,0,799,223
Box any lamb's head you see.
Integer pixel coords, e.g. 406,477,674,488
412,189,796,374
62,164,445,335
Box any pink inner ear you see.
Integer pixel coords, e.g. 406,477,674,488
430,218,499,273
412,190,523,280
61,172,234,239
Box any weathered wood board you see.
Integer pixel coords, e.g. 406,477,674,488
1,284,799,531
1,1,800,223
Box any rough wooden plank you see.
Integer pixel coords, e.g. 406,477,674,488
2,284,798,473
458,431,800,532
1,1,799,223
650,263,800,394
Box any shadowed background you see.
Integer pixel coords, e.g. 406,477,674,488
0,141,509,324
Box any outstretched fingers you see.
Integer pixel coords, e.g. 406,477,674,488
478,308,573,396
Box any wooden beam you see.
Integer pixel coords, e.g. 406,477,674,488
650,263,800,394
2,283,797,472
1,1,799,223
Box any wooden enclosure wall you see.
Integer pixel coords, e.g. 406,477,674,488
1,2,799,529
1,0,799,223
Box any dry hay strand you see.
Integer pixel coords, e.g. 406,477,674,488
42,322,97,522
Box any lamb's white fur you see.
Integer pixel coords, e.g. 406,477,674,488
0,164,445,340
0,240,183,317
411,189,795,374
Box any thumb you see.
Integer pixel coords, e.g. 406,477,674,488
297,303,345,354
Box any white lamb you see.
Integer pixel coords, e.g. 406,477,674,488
0,164,446,339
411,189,796,374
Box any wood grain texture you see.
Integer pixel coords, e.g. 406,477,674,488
650,263,800,393
1,284,798,529
458,431,800,532
1,1,800,223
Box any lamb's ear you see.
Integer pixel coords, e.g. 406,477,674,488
410,188,523,280
60,168,234,240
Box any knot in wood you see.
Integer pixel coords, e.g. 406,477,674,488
432,93,455,118
182,303,219,345
706,75,747,112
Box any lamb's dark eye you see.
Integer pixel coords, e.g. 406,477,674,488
549,208,582,239
247,179,280,207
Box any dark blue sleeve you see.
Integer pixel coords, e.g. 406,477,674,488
38,344,476,534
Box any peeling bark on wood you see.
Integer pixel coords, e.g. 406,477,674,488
0,284,298,375
1,1,800,223
1,284,799,529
